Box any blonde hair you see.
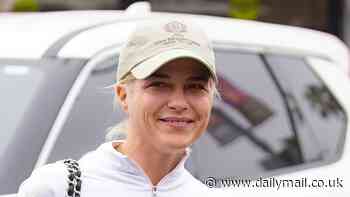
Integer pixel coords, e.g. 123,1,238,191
105,119,128,141
105,80,134,141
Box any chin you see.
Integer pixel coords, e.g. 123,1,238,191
160,137,192,152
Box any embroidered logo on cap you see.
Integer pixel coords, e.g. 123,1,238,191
164,21,187,33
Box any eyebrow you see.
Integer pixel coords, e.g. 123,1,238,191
188,75,210,82
148,73,209,82
148,73,170,79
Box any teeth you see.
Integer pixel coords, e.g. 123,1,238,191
160,119,192,127
159,118,193,123
163,120,188,123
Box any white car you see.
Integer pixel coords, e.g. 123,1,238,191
1,2,349,197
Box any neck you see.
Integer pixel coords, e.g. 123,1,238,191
114,139,186,186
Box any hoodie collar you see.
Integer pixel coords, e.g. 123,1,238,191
98,140,192,187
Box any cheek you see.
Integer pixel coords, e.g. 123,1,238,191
133,93,166,118
191,96,213,119
190,97,213,140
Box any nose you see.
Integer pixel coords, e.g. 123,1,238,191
167,88,189,112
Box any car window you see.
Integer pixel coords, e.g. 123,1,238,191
47,57,123,163
0,59,84,195
46,49,346,181
189,50,346,181
265,55,346,160
190,51,299,179
0,65,44,156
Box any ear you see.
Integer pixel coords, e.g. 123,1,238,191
115,84,128,112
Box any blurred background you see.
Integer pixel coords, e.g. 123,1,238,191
0,0,349,45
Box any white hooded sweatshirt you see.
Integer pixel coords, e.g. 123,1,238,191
18,141,227,197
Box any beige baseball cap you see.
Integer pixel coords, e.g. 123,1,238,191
116,19,217,84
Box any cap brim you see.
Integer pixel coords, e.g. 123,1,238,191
130,49,216,81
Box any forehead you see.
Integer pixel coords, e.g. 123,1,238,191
150,58,211,79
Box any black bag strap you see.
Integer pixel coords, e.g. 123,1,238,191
63,159,82,197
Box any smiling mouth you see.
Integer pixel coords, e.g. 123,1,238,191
159,117,195,128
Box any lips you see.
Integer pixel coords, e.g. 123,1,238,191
159,117,194,128
159,117,194,122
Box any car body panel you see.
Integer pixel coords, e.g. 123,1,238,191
57,12,349,74
0,11,348,73
0,11,124,59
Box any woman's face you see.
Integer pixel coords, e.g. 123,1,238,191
118,58,214,154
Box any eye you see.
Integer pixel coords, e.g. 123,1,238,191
148,81,168,88
187,83,207,91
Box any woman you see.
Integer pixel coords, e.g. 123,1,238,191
18,19,226,197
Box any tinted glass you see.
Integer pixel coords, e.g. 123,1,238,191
190,50,346,181
190,51,299,179
0,65,44,155
47,57,123,163
266,55,346,160
0,59,84,195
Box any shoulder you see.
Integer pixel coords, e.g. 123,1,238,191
17,161,68,197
